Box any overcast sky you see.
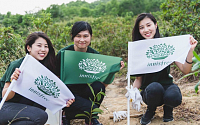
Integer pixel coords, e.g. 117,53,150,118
0,0,96,15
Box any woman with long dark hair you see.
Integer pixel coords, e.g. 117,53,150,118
131,13,198,125
0,32,73,125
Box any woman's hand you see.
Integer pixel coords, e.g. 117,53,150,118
190,35,198,51
11,68,21,81
2,68,20,101
175,35,198,75
66,99,75,107
120,61,125,70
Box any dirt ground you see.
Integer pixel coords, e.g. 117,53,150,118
70,76,200,125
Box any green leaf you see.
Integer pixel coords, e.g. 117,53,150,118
191,62,200,71
177,72,196,82
192,56,198,63
75,114,89,118
92,108,103,113
92,112,99,115
99,91,106,96
87,83,95,97
96,94,101,102
194,80,200,93
92,116,99,119
94,102,109,112
84,111,90,116
193,51,200,61
89,97,93,102
194,71,200,76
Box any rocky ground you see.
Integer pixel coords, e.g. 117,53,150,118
70,76,200,125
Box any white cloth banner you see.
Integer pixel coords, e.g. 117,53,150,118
11,54,74,114
128,35,191,75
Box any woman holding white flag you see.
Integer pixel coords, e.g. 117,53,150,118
0,32,74,125
131,13,198,125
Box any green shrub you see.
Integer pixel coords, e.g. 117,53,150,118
161,0,200,52
0,27,25,77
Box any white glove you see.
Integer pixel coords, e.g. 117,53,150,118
125,85,143,111
125,85,136,102
132,87,143,111
113,111,127,122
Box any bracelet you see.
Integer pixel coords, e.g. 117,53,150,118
185,59,193,64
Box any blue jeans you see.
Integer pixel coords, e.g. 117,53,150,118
0,102,48,125
141,82,182,108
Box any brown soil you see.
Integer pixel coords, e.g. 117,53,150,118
70,76,200,125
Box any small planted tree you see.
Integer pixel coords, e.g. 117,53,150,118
75,83,105,124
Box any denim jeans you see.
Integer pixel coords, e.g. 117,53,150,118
0,102,48,125
141,82,182,108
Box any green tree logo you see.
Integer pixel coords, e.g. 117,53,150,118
34,75,60,98
146,43,175,60
78,58,107,74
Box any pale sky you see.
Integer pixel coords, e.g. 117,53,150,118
0,0,97,15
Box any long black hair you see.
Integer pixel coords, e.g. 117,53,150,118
25,32,56,74
132,13,161,41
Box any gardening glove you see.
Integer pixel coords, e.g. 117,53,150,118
125,85,143,111
125,85,136,102
113,111,127,122
132,87,143,111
